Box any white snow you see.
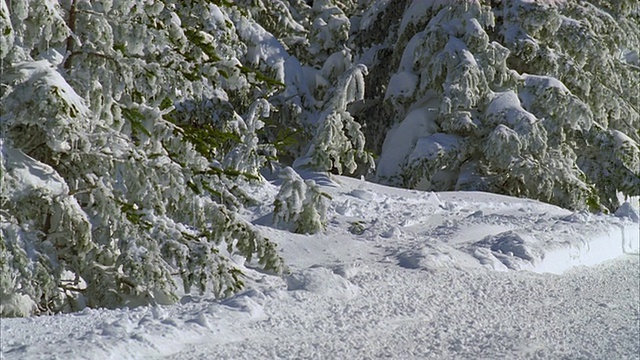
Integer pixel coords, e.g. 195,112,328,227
385,71,418,100
1,140,69,199
2,175,639,359
235,17,288,83
522,74,570,93
376,99,440,180
408,133,463,164
358,0,392,31
485,90,537,128
6,59,88,119
397,31,424,71
398,1,434,36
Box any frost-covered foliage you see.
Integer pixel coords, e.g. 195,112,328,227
1,0,286,316
1,141,91,317
223,99,275,177
236,0,308,51
273,167,329,234
257,0,375,176
0,0,381,317
373,0,639,211
295,63,375,174
2,0,638,317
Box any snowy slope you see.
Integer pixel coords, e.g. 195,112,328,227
1,175,638,359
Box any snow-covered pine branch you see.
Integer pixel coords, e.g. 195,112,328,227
1,0,286,316
223,98,275,178
273,167,329,234
295,63,374,175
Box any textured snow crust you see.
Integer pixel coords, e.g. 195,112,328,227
2,175,638,359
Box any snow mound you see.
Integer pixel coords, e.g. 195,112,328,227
287,266,359,300
467,213,639,274
323,175,639,275
615,201,640,223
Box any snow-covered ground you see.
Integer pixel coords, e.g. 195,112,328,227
2,175,639,359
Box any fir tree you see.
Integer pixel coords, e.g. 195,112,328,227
273,167,329,234
373,0,639,211
1,0,285,316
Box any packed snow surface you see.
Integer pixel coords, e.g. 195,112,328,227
2,175,639,359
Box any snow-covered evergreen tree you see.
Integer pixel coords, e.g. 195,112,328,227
273,167,329,234
253,0,375,176
370,0,639,211
295,63,374,174
1,0,286,316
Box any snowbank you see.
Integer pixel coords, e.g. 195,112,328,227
325,175,639,275
2,174,638,359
